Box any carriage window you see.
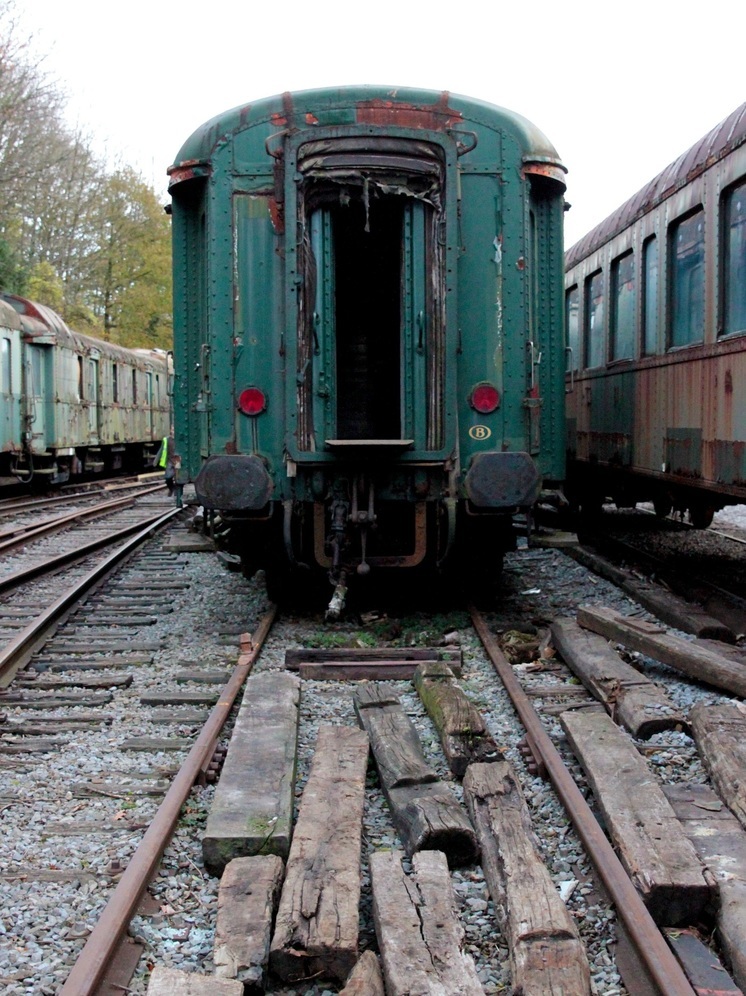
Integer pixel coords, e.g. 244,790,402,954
611,251,635,360
112,364,119,403
132,369,137,404
565,285,579,371
670,209,704,347
77,356,84,400
642,236,659,355
584,270,605,368
1,339,10,393
723,179,746,336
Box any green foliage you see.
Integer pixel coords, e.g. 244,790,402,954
367,610,469,647
0,234,26,292
26,260,64,312
86,168,173,348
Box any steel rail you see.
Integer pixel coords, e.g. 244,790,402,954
0,485,164,552
469,604,697,996
572,525,746,635
0,475,164,516
0,502,176,595
59,604,278,996
0,506,183,687
0,489,107,515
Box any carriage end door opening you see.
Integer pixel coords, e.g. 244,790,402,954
292,137,446,454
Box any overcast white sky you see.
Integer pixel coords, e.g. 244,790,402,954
19,0,745,248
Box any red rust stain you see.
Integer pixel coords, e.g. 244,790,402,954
268,197,284,234
167,164,203,187
305,113,319,125
356,92,462,130
271,114,287,127
225,441,237,455
167,158,202,174
282,91,294,123
725,369,733,393
516,257,525,270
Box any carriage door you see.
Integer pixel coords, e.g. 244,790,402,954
26,345,47,453
1,334,19,452
294,137,445,452
146,372,154,437
86,355,100,442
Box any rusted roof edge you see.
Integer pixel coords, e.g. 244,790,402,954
566,103,746,269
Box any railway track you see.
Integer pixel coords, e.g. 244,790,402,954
4,524,746,995
569,507,746,637
0,474,164,517
0,489,174,595
0,483,166,558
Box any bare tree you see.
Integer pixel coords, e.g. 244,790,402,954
0,1,172,348
0,1,69,215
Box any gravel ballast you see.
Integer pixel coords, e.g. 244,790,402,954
4,507,746,994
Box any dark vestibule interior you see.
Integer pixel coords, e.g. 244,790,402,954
331,195,403,440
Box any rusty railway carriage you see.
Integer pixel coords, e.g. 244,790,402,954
565,103,746,528
168,86,567,606
0,292,171,486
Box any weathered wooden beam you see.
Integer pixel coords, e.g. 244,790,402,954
354,683,479,867
299,660,461,681
663,782,746,992
270,725,369,983
413,662,501,777
577,605,746,698
370,849,485,996
285,645,461,668
566,545,735,641
339,950,385,996
202,671,300,875
663,928,741,996
689,702,746,829
14,674,133,690
551,616,687,738
213,855,284,991
463,761,591,994
560,709,712,923
695,639,746,664
146,966,242,994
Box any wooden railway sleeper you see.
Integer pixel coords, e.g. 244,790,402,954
469,603,698,996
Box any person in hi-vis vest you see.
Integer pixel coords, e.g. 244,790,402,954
156,429,176,493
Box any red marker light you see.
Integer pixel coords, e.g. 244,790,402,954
469,383,500,414
238,387,267,415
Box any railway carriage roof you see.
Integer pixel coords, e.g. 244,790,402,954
1,291,72,339
566,102,746,268
0,292,170,369
169,84,564,181
0,298,22,332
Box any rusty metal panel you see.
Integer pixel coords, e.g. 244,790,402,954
635,364,667,473
355,94,463,131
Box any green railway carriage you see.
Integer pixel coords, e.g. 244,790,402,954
0,299,24,472
0,293,170,486
168,86,566,606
